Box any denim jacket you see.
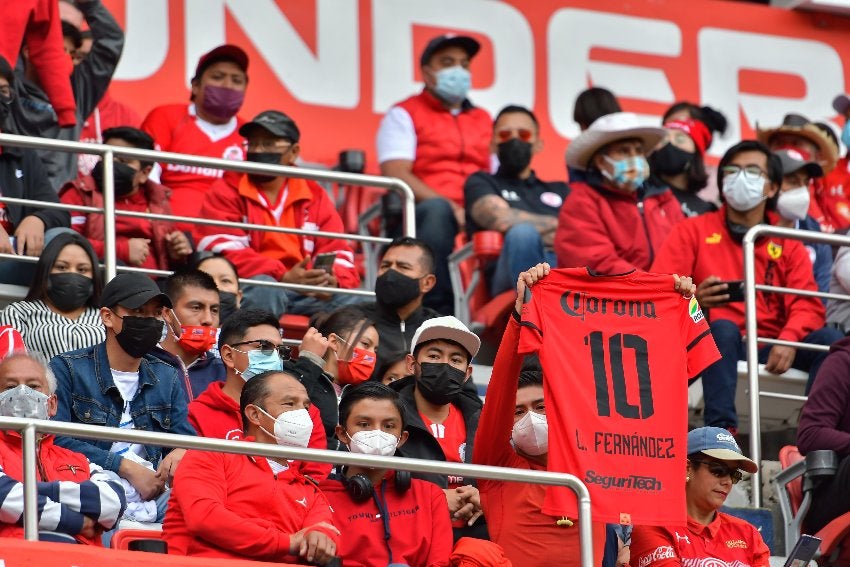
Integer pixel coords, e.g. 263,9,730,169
50,342,196,473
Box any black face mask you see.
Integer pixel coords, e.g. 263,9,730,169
497,138,533,178
416,362,466,405
47,273,93,312
649,143,695,177
91,160,138,197
218,291,239,324
375,269,421,310
0,94,12,126
115,315,165,358
246,151,284,184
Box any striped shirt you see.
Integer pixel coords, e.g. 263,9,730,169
0,301,105,360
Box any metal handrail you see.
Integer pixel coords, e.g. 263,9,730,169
0,416,593,567
0,132,415,281
743,224,850,506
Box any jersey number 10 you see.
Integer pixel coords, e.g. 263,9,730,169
585,332,654,419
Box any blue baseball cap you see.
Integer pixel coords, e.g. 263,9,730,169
687,427,758,473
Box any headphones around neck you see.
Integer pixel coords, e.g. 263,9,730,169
342,468,411,503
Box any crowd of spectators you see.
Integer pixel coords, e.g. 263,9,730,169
1,2,850,565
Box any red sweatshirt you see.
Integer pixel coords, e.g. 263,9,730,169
163,446,339,561
651,207,824,342
0,0,75,126
319,473,453,567
196,173,359,288
472,316,606,567
188,381,332,481
555,181,684,273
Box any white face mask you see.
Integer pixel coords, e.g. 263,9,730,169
722,171,766,212
511,411,548,456
255,406,313,448
776,186,810,221
0,385,49,420
346,429,400,457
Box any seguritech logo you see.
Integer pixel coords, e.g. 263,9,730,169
584,470,662,491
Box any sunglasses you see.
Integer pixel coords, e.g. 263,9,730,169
496,128,533,142
230,339,291,359
690,459,743,484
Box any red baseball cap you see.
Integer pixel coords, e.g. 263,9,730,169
193,44,249,81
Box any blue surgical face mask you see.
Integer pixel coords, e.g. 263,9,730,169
601,155,649,192
236,349,284,382
433,66,471,105
842,121,850,150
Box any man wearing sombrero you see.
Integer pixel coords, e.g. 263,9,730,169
555,112,685,274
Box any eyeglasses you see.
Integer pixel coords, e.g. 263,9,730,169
721,165,766,181
690,459,743,484
242,141,293,152
496,128,533,142
230,340,291,359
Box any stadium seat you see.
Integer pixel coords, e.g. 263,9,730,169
280,314,311,343
448,230,515,349
774,445,850,565
110,528,167,553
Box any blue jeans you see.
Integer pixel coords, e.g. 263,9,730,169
242,274,364,318
490,222,557,296
701,319,843,428
416,198,458,316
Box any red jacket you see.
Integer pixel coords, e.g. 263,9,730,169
196,172,359,287
163,446,339,561
814,155,850,232
0,431,122,545
59,175,178,270
0,1,75,126
651,207,824,342
188,381,331,481
319,473,452,567
78,91,143,176
396,90,491,206
555,181,684,274
472,317,606,567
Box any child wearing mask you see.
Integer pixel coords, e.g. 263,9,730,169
319,382,452,567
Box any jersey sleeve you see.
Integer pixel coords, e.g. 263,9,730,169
518,286,544,355
680,296,720,379
629,525,682,567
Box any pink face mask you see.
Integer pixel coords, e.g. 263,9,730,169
200,85,245,121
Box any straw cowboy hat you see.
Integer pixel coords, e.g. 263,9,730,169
566,112,666,171
756,113,839,174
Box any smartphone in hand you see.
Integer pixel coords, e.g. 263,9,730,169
718,280,745,303
312,252,337,274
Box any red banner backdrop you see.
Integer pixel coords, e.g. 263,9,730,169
102,0,850,180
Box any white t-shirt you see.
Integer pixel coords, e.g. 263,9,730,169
109,369,146,459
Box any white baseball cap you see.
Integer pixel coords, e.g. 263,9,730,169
410,316,480,359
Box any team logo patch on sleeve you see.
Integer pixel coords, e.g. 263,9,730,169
688,296,704,323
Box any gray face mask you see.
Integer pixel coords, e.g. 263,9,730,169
0,384,49,420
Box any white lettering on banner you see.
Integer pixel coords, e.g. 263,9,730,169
547,9,681,140
185,0,360,108
371,0,534,115
113,0,169,81
698,28,844,156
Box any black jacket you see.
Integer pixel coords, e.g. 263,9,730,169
284,356,341,450
10,0,124,189
0,145,69,230
360,301,440,378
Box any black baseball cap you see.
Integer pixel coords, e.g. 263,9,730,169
420,34,480,67
193,44,249,81
774,148,824,179
239,110,301,142
101,274,172,309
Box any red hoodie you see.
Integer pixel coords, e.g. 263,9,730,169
319,472,452,567
472,317,606,567
163,446,339,561
188,381,331,481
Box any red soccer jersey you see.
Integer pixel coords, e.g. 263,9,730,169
141,104,245,233
518,268,720,525
630,513,770,567
420,405,467,487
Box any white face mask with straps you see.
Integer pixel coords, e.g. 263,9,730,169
722,171,766,212
776,186,810,221
511,411,548,456
254,406,313,448
346,429,400,457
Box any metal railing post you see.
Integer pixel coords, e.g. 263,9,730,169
392,179,417,238
22,423,38,541
742,227,762,506
101,149,117,282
